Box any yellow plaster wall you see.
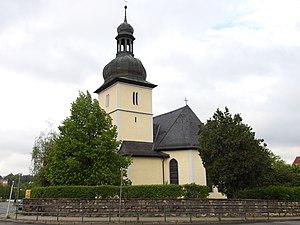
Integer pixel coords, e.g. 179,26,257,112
97,81,153,142
163,150,206,185
119,84,152,113
128,157,164,185
98,83,118,113
118,111,153,142
191,150,206,185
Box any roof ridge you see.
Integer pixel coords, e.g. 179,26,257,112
152,124,161,150
155,106,189,148
154,105,188,118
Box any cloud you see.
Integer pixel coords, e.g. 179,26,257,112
1,0,300,175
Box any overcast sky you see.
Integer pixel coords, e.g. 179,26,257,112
1,0,300,176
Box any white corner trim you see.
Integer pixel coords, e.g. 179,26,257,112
189,150,195,183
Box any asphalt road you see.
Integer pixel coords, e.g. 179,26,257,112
0,202,15,215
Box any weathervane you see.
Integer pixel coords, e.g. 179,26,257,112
184,97,188,106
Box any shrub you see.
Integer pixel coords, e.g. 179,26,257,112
123,185,183,198
30,184,209,199
182,183,210,198
237,186,300,200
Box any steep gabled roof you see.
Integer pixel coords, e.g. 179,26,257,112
153,105,202,151
293,156,300,165
119,141,169,158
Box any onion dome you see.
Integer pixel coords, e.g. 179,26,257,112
117,5,134,35
102,5,147,83
103,52,146,82
117,22,134,35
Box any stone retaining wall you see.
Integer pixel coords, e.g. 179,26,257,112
22,198,300,218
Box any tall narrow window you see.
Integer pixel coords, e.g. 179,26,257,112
133,92,139,105
169,159,179,184
132,92,135,105
135,92,138,105
106,94,109,107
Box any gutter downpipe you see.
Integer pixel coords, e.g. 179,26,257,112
162,158,165,184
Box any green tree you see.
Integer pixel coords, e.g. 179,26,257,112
199,107,272,198
31,122,57,186
263,154,300,187
46,91,130,186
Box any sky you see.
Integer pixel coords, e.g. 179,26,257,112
1,0,300,176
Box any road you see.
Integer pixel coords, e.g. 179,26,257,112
0,202,15,215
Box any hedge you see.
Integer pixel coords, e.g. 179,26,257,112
30,184,209,199
237,186,300,200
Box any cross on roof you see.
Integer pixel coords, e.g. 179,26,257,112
184,97,188,106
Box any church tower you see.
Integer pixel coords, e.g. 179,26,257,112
95,6,156,142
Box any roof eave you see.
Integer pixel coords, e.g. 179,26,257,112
155,146,199,151
94,77,157,93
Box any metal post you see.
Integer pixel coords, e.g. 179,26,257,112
267,202,270,221
6,181,14,218
109,203,112,222
57,204,59,222
164,204,166,222
118,168,124,222
81,203,84,222
15,202,18,220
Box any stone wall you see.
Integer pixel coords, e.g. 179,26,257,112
22,198,300,218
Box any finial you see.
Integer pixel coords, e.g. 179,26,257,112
124,4,128,23
184,97,188,106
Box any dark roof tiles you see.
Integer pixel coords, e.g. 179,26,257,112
118,105,202,157
153,105,202,151
119,141,169,158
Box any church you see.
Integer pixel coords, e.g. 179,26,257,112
95,6,222,198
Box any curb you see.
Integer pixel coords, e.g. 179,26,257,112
1,214,300,225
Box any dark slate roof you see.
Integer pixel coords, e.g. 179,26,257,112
102,52,147,83
153,105,202,151
118,105,202,157
119,141,169,158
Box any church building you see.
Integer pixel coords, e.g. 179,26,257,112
95,6,222,198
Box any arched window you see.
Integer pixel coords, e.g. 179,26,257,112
169,159,179,184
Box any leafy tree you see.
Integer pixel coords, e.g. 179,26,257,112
31,121,57,186
199,107,272,198
263,154,300,187
46,91,130,186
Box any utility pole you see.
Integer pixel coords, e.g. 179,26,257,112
16,173,21,201
6,180,14,218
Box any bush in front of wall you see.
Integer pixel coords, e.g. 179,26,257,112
237,186,300,200
30,184,209,199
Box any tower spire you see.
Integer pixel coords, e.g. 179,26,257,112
124,5,128,23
